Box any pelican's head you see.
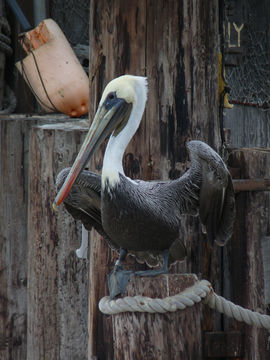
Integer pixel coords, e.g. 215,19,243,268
100,75,147,109
53,75,147,207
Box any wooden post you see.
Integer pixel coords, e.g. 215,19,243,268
88,0,220,358
27,120,89,359
112,274,202,359
0,116,32,359
88,233,114,360
0,115,73,360
225,148,270,359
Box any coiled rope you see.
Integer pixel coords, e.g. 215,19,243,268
99,279,270,331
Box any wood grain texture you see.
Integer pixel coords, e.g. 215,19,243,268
224,105,270,148
27,121,89,360
113,274,201,360
0,117,30,360
0,115,73,360
88,0,220,358
261,236,270,304
88,232,114,360
233,178,270,193
203,331,243,358
226,148,270,359
88,2,147,358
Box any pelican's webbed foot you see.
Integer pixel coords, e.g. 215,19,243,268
135,250,169,277
109,267,133,299
108,248,133,299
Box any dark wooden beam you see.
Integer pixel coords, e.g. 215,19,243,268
233,178,270,193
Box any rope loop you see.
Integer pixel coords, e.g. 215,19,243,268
99,279,270,332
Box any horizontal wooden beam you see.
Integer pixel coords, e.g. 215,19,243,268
233,179,270,193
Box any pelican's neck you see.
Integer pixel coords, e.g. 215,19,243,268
102,83,146,189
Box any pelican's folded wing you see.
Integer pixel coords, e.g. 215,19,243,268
187,140,235,246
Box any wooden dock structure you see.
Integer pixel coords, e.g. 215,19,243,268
1,0,270,359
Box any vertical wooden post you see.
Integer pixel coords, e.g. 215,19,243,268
113,274,202,359
27,121,89,359
0,115,78,359
226,148,270,359
88,233,114,360
88,1,147,358
0,117,32,359
88,0,220,358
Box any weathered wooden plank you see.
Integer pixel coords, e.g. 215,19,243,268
225,148,270,359
88,0,221,358
27,121,89,360
0,117,29,360
88,233,113,360
88,1,147,358
203,331,243,358
261,236,270,304
144,0,222,321
0,114,73,360
233,178,270,193
112,274,202,359
224,105,270,148
145,0,224,339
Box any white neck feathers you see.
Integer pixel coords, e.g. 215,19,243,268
102,76,147,189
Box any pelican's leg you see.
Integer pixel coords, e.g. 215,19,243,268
135,250,169,277
75,225,88,259
108,248,133,299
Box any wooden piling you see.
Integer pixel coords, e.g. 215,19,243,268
0,116,33,359
27,120,89,359
1,0,269,358
88,0,220,358
0,115,74,359
112,274,202,359
225,148,270,359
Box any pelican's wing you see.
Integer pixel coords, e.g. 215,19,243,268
55,168,105,236
56,169,170,266
186,140,235,246
56,169,163,263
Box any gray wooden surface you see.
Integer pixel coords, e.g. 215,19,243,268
113,274,202,359
226,148,270,359
27,121,89,360
0,115,67,359
261,236,270,304
224,105,270,148
0,116,89,360
1,0,270,358
88,0,221,358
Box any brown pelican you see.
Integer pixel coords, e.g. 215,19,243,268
54,75,235,298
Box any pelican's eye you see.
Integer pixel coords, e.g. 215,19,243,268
108,92,116,101
104,91,118,110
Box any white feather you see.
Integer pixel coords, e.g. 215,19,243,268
102,76,148,190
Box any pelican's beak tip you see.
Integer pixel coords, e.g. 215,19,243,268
52,202,58,212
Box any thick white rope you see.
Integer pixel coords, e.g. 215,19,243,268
99,279,270,331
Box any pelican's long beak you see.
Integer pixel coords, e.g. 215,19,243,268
53,98,132,207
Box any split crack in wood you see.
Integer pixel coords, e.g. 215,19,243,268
99,279,270,332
